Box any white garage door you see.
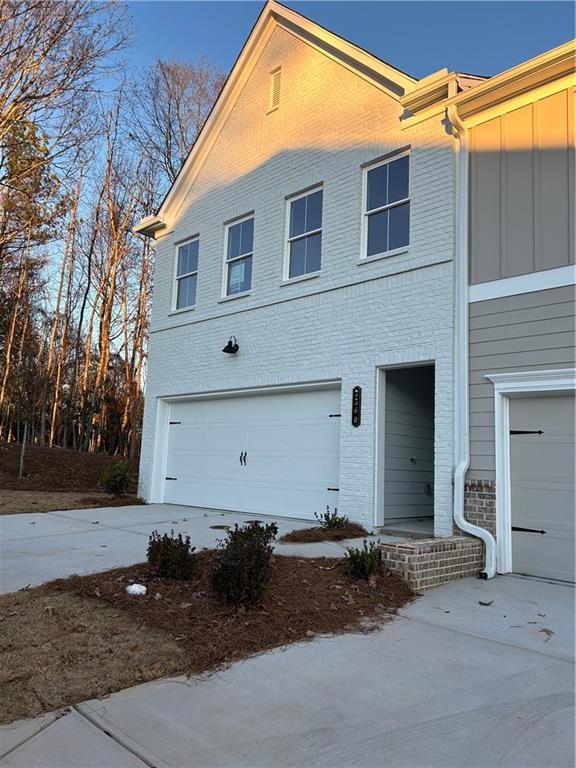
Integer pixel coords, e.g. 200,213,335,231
510,394,575,582
163,387,341,519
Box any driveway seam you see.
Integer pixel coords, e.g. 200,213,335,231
73,705,158,768
0,710,68,760
398,612,574,662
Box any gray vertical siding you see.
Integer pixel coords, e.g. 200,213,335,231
469,87,575,284
385,366,435,519
468,285,576,480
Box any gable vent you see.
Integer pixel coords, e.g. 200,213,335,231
269,67,281,111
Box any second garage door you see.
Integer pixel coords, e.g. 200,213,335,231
164,387,341,519
510,393,575,582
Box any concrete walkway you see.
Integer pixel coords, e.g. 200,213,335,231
1,575,573,768
0,503,397,594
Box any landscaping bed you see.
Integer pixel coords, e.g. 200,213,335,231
0,553,414,724
280,522,369,543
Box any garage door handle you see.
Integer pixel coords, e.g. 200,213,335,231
510,430,543,435
327,487,339,492
512,526,546,534
239,451,247,466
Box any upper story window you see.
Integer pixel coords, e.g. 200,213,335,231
286,188,323,279
175,238,199,310
224,215,253,296
363,152,410,258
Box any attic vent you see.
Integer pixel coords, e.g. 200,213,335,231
269,67,281,111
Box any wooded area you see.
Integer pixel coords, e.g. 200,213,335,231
0,0,225,456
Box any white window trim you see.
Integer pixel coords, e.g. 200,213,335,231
361,150,410,261
469,264,576,303
222,213,254,298
486,368,576,574
173,236,199,312
283,185,323,281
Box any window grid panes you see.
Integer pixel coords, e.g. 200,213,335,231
225,217,253,296
365,154,410,258
175,239,199,309
288,189,323,278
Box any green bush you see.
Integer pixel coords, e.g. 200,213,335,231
314,505,349,529
213,521,278,605
100,460,134,496
346,540,382,580
147,530,196,580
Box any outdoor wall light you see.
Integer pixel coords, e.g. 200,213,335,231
222,336,239,354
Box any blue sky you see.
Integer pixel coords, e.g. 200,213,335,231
126,1,574,80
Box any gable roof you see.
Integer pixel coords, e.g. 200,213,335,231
134,0,417,237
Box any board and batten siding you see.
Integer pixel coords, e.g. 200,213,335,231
468,285,576,480
469,87,575,285
384,367,434,519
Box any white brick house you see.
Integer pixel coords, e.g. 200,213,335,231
135,2,575,585
136,1,458,538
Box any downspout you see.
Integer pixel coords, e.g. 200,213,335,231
448,103,497,578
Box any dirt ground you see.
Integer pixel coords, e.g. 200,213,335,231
0,442,139,493
0,490,143,515
0,553,414,723
280,522,369,543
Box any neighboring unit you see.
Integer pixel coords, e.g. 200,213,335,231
449,42,576,583
135,1,575,587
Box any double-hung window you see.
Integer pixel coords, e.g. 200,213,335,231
224,216,253,296
175,238,199,310
364,153,410,258
286,188,323,279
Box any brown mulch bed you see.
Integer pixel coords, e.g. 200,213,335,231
0,553,414,724
0,442,139,492
0,490,144,515
280,522,370,543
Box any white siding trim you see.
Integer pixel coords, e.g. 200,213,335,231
469,264,576,303
486,368,576,574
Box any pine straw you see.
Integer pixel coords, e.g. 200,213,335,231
280,522,370,543
0,553,414,724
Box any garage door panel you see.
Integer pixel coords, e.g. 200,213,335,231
512,531,575,582
163,387,341,519
510,393,575,582
245,423,291,449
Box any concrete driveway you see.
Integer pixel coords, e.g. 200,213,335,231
0,504,574,767
0,503,402,594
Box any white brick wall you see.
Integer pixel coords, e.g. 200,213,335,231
139,25,457,536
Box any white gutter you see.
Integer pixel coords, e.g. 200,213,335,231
448,103,497,578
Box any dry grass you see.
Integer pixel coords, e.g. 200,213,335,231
0,553,414,724
0,590,186,724
0,490,144,515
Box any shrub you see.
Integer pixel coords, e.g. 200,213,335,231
346,540,382,580
147,530,196,580
213,521,278,605
314,505,349,529
100,460,134,496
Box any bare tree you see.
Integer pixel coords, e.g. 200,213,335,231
130,57,226,197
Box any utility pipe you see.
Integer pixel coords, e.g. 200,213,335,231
448,103,497,578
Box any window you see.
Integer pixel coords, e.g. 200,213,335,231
364,153,410,258
224,216,253,296
175,238,199,310
286,188,323,279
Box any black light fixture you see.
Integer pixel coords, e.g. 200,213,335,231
222,336,239,354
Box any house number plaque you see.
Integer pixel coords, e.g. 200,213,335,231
352,386,362,427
